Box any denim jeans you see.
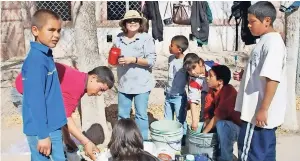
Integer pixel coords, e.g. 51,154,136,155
118,91,150,140
164,93,187,134
26,129,66,161
216,120,240,161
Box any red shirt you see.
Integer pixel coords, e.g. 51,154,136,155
16,63,87,117
204,84,242,126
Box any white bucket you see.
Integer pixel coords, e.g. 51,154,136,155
150,120,183,159
143,141,157,156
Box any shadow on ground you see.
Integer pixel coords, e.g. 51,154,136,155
105,104,158,129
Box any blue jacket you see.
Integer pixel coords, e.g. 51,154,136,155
21,42,67,139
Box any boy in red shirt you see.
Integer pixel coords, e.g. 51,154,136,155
203,65,241,161
15,63,114,161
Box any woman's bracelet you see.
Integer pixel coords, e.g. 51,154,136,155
135,57,138,63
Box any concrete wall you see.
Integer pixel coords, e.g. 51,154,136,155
1,2,25,61
3,1,285,64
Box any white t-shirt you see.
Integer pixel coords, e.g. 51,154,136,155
235,32,287,129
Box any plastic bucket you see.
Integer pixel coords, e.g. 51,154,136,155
143,141,157,156
150,120,183,159
187,123,218,160
150,120,183,135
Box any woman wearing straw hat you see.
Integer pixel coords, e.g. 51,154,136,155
114,10,156,140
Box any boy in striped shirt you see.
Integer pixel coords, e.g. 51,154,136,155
183,53,211,131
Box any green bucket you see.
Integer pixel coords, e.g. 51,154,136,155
150,120,183,135
188,122,204,136
150,120,183,157
187,122,218,160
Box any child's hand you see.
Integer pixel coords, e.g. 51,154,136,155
37,137,51,156
84,141,100,161
191,121,198,131
118,57,135,65
256,108,268,127
233,69,244,81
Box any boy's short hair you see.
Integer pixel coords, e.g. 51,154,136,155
88,66,115,89
172,35,189,52
248,1,276,25
32,9,61,28
183,53,205,71
211,65,231,85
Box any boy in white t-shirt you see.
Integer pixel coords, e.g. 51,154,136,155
234,2,287,161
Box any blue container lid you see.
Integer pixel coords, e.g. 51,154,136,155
195,155,208,161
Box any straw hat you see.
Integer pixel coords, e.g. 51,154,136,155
119,10,147,27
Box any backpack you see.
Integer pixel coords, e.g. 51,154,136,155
228,1,257,51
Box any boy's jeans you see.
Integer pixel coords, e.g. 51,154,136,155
216,120,240,161
26,129,66,161
164,93,187,134
118,91,150,140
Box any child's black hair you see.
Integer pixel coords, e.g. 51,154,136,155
248,1,276,25
108,118,144,161
210,65,231,85
88,66,115,89
183,53,205,71
171,35,189,53
32,9,61,28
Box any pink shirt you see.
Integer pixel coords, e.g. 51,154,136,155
16,63,87,117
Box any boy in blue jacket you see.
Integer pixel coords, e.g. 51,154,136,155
22,9,67,161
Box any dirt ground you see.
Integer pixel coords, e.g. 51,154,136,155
1,81,300,161
1,57,300,161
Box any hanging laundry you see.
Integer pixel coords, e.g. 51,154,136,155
191,1,210,47
229,1,258,51
206,2,213,24
142,1,164,42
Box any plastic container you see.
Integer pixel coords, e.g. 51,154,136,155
186,154,195,161
143,141,156,155
195,154,209,161
108,47,121,65
150,120,183,159
186,123,218,160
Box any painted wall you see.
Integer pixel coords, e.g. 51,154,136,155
5,1,285,64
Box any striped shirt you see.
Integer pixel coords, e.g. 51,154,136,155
187,64,211,104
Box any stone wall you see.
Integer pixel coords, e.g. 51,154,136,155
1,1,285,62
1,2,25,61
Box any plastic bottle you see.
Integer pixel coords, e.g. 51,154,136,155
234,55,238,72
186,154,195,161
195,154,208,161
108,47,121,65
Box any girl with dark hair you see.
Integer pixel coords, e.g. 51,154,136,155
108,119,159,161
